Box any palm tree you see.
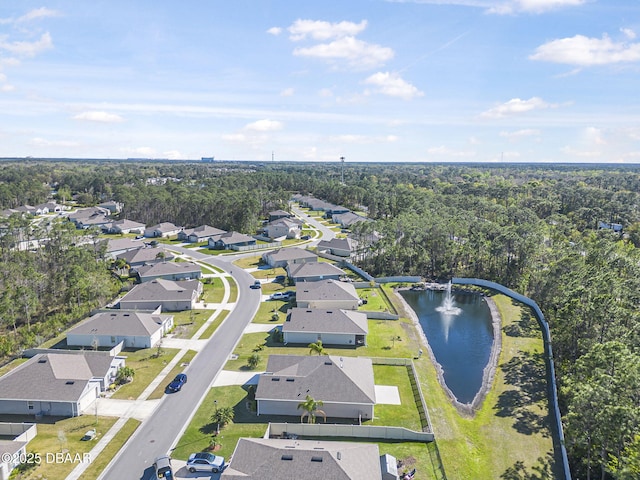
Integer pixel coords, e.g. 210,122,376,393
297,395,326,424
308,340,325,355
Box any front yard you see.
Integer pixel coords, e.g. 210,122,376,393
109,347,180,400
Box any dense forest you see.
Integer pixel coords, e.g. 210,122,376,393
1,159,639,479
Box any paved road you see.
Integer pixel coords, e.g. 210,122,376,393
100,207,332,479
99,254,260,480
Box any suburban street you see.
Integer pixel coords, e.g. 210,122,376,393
99,254,260,480
99,210,332,479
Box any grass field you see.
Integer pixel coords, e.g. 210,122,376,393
78,418,141,480
109,347,179,400
171,309,214,339
7,415,118,480
199,310,230,339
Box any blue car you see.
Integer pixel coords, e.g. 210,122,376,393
167,373,187,392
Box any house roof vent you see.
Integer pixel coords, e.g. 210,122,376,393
311,456,323,462
281,455,293,461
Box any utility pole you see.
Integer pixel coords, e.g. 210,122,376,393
340,156,345,184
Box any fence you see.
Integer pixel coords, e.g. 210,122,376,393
266,422,434,443
0,423,37,442
232,241,281,252
452,277,572,480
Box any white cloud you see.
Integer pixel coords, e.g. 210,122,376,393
164,150,185,160
561,146,602,157
122,146,157,157
318,88,333,97
280,87,294,97
621,28,636,40
488,0,586,14
1,84,15,92
30,137,80,148
267,27,282,36
530,34,640,66
427,145,476,157
481,97,556,118
244,119,283,132
221,133,247,143
0,32,53,57
18,7,60,23
363,72,423,100
500,128,541,138
288,19,367,41
584,126,606,145
329,134,399,144
387,0,585,14
294,36,394,69
73,111,124,123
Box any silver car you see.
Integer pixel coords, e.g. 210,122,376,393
186,452,225,473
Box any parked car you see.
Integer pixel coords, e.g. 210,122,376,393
270,292,286,301
167,373,187,392
154,455,173,479
250,280,261,289
301,234,311,240
186,452,225,473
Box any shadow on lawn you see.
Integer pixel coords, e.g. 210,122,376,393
494,351,550,437
503,307,540,338
500,452,556,480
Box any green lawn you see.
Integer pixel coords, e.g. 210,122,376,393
232,255,262,270
8,415,118,480
171,309,214,339
223,318,417,372
77,418,141,480
110,347,179,400
358,287,393,312
202,278,225,303
199,310,229,339
251,299,292,324
373,364,423,431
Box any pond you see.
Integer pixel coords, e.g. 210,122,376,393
400,288,494,404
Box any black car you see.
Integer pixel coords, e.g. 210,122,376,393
167,373,187,392
250,280,261,289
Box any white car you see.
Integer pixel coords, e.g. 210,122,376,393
186,452,225,473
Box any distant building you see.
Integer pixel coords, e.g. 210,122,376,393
118,278,202,311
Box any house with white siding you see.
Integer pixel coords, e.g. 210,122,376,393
255,355,375,420
282,308,368,346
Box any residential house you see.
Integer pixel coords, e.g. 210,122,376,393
144,222,182,238
66,310,174,349
317,237,355,257
261,218,302,240
296,279,360,310
177,225,226,243
0,423,37,480
134,261,202,282
268,209,292,222
282,308,368,346
116,246,174,267
255,354,376,420
97,200,123,214
102,238,145,259
0,352,125,417
34,202,63,214
208,231,256,250
262,247,317,268
68,207,111,229
221,438,383,480
103,219,146,235
331,212,370,229
287,262,345,284
323,205,350,218
118,278,202,311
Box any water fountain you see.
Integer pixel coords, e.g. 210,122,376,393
436,281,462,316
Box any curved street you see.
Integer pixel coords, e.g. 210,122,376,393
92,209,333,479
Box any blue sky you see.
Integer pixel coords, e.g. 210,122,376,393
0,1,639,163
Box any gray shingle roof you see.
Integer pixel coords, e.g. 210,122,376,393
265,247,317,263
0,353,114,402
296,280,359,303
135,261,201,279
222,438,381,480
287,262,345,279
68,311,172,337
119,278,200,303
255,355,375,405
283,308,368,335
117,247,175,265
